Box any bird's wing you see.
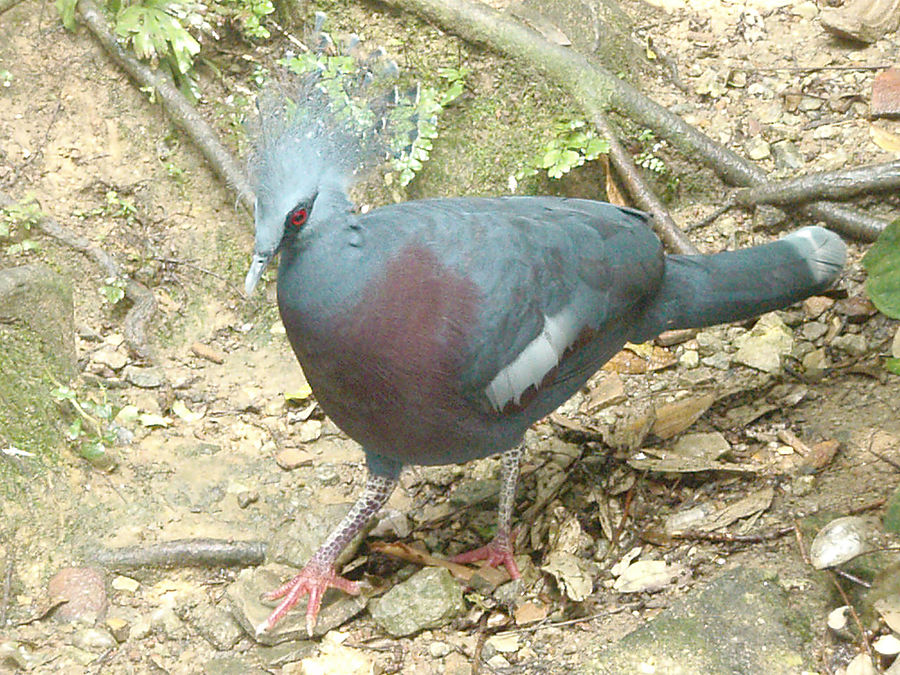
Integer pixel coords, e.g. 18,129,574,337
406,197,665,415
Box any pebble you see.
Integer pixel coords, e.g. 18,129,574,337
801,322,828,342
746,137,771,160
831,334,867,356
803,295,834,319
679,349,700,368
92,346,128,371
429,641,453,658
72,627,118,651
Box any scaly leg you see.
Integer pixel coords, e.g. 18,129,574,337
451,444,522,579
256,472,397,636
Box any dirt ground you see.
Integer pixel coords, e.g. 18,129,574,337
1,0,899,673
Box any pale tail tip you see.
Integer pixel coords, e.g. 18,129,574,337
785,226,847,286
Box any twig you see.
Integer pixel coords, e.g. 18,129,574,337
0,191,157,358
591,112,699,255
76,0,254,215
381,0,890,241
471,612,489,675
664,525,795,543
91,538,267,569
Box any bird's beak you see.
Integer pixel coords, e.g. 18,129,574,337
244,251,273,295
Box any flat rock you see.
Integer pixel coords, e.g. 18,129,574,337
578,567,816,673
733,313,794,374
226,565,368,644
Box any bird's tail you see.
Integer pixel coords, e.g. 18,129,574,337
631,226,846,342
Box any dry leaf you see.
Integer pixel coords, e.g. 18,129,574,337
613,560,685,593
870,124,900,153
651,394,715,439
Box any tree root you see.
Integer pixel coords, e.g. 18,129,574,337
0,191,156,359
730,160,900,208
591,112,699,254
380,0,891,242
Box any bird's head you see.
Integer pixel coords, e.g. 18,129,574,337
244,83,362,295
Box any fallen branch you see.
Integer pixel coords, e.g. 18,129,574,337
380,0,891,241
92,538,267,569
0,191,156,358
76,0,255,215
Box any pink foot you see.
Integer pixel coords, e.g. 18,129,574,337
451,535,521,580
256,564,359,637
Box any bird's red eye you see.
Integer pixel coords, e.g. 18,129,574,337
290,208,308,227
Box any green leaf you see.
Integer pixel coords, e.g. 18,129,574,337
884,485,900,533
55,0,78,31
885,357,900,375
862,219,900,319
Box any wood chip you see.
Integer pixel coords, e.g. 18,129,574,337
190,341,225,364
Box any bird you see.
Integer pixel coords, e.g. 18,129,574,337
243,81,846,637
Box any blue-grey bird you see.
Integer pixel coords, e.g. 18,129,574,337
244,83,846,636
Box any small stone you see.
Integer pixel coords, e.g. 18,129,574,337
111,575,139,593
679,349,699,368
802,295,834,320
486,633,520,653
845,653,878,675
798,96,823,111
486,654,511,670
275,447,314,470
297,420,323,443
791,1,818,19
745,137,771,160
237,490,259,508
802,348,829,378
835,295,877,323
72,627,118,651
801,322,828,342
92,346,128,371
368,567,465,637
105,615,130,642
123,365,164,388
831,334,867,356
314,462,340,486
733,313,794,374
771,140,804,170
429,641,453,658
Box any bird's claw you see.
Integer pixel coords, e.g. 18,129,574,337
256,565,360,637
451,535,522,580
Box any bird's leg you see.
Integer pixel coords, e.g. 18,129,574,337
257,472,396,636
451,444,522,579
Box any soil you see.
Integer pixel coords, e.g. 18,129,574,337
0,0,899,673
